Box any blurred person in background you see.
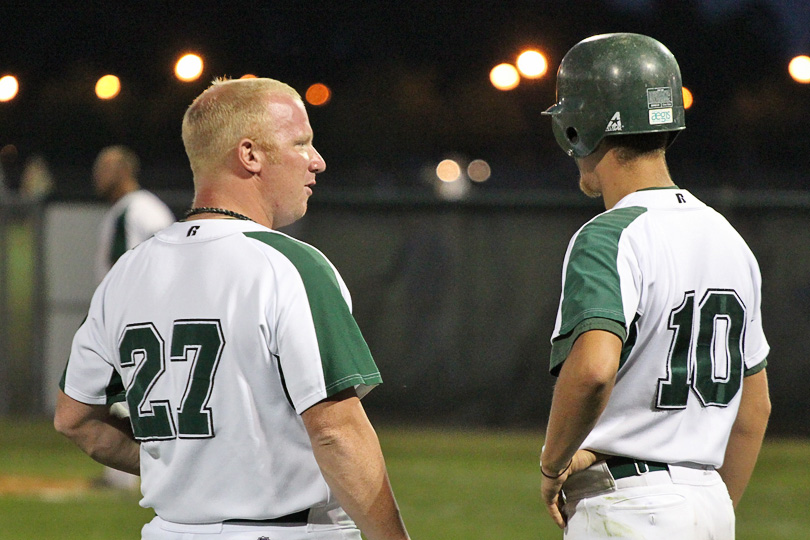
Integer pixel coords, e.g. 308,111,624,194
19,153,55,201
91,145,175,490
55,77,410,540
93,145,175,283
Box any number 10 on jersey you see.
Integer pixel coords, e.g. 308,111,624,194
657,290,746,409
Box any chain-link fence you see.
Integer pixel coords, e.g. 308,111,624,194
0,198,45,416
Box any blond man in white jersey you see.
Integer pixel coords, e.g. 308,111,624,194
539,34,770,539
55,78,410,540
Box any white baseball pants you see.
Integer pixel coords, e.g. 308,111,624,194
141,516,361,540
561,462,735,540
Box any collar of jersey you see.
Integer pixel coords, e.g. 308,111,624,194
158,219,269,243
635,185,680,192
613,186,702,211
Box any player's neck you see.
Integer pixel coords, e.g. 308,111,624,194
600,154,674,209
190,185,272,228
109,178,139,203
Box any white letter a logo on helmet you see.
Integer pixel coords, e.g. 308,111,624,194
605,112,623,132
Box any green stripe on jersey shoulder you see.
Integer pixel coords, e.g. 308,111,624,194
243,232,382,394
559,206,647,336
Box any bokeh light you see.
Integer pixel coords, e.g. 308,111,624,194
682,87,694,109
0,75,19,102
305,83,332,106
175,53,204,82
467,159,491,182
436,159,462,182
516,50,548,79
95,75,121,99
788,55,810,83
240,74,257,79
490,63,520,91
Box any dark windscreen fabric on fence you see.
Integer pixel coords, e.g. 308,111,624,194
8,192,810,436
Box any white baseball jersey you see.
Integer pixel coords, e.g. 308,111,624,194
62,219,382,524
550,187,769,467
95,189,175,282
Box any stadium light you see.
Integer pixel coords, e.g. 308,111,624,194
95,75,121,100
682,87,694,109
175,53,204,82
490,63,520,91
516,50,548,79
467,159,491,182
305,83,331,106
436,159,462,182
433,158,471,200
788,55,810,84
0,75,19,102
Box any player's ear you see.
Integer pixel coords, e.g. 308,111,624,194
237,138,262,175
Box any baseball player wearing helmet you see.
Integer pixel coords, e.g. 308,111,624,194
55,78,410,540
539,33,771,539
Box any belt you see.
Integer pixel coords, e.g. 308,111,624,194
605,456,668,480
223,508,310,525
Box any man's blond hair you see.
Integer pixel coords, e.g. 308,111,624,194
181,78,301,177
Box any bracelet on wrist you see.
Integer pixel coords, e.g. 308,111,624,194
540,459,572,479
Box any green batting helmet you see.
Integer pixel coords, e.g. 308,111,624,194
543,33,685,158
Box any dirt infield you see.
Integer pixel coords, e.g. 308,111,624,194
0,475,90,497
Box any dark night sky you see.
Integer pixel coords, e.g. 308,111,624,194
612,0,810,51
1,1,809,195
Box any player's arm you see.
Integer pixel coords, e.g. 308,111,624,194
54,390,140,475
540,329,622,528
718,369,770,507
301,387,410,540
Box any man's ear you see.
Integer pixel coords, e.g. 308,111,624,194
237,138,262,174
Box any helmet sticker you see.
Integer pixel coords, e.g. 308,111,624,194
649,108,674,125
605,112,623,132
646,87,673,109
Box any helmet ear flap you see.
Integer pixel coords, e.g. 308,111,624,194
550,114,600,158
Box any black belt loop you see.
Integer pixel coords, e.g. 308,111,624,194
223,508,310,526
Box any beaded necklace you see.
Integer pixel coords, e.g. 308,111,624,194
183,207,253,222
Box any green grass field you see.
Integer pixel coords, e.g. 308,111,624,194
1,419,808,539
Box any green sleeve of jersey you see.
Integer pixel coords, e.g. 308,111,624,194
557,206,647,337
244,232,382,397
744,358,767,377
550,317,627,376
